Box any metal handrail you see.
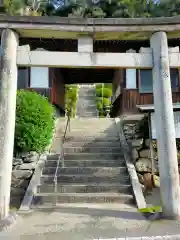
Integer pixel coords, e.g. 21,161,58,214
53,101,73,205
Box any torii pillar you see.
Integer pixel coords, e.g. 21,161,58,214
150,32,180,219
0,29,19,220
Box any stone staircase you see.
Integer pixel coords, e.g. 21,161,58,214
32,118,134,208
76,84,98,118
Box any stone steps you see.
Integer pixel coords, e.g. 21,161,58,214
41,173,130,184
63,141,120,147
42,166,127,175
37,183,132,194
32,112,134,207
45,159,126,168
63,146,122,154
63,152,124,160
33,192,134,204
66,134,119,138
63,136,120,142
76,84,97,118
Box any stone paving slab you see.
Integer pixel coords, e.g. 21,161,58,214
1,204,180,240
94,237,180,240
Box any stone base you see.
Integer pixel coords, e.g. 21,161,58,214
0,212,20,232
146,212,180,221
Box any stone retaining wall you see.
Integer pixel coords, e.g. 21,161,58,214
123,123,160,194
11,151,40,208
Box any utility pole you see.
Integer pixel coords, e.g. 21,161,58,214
150,32,180,219
0,29,19,220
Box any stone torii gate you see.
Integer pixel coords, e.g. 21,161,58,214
0,16,180,221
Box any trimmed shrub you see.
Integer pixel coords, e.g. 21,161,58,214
104,83,112,88
96,88,102,97
14,90,55,154
103,88,112,98
96,87,112,98
103,97,111,107
97,101,103,111
96,84,103,89
65,85,78,117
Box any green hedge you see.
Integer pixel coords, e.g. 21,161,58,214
96,87,112,98
65,85,78,117
96,84,103,89
95,84,112,117
96,97,111,117
14,90,55,154
96,88,102,97
103,88,112,98
103,97,111,106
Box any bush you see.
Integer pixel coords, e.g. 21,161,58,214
96,88,102,97
96,97,102,103
65,84,78,117
96,84,103,89
103,88,112,98
104,83,112,88
103,97,111,106
14,90,55,154
97,101,103,111
96,88,112,98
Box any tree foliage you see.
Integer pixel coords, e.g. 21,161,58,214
46,0,156,18
3,0,48,15
3,0,180,18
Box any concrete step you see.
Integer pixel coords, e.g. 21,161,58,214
33,192,134,204
63,146,122,154
37,183,132,194
42,166,127,175
47,154,60,160
69,119,114,123
67,128,117,132
45,159,126,168
77,103,96,107
75,114,98,118
31,202,136,210
68,124,114,128
63,141,120,147
76,105,97,109
65,136,119,141
68,130,117,134
63,152,124,160
41,173,130,184
63,136,120,142
76,112,98,115
66,134,119,139
76,112,97,115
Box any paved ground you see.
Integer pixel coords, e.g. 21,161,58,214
1,117,179,239
145,188,161,207
1,203,180,240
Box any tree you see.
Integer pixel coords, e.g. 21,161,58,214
4,0,25,15
3,0,48,15
25,0,48,15
48,0,157,18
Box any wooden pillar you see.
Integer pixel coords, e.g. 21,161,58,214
0,29,19,219
150,32,180,219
